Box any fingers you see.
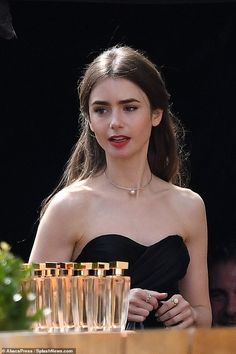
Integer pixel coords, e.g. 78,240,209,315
129,288,167,308
156,295,182,318
162,308,194,327
156,294,195,328
173,316,195,329
129,289,157,311
128,290,195,328
128,288,168,322
128,303,150,322
144,290,167,309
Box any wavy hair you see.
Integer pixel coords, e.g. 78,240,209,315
41,45,188,215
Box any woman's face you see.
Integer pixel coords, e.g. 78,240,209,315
88,78,162,161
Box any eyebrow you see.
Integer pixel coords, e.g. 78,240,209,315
91,98,140,106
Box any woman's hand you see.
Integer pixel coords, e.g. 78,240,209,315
155,294,197,328
128,288,168,322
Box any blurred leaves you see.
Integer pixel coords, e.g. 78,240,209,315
0,241,42,331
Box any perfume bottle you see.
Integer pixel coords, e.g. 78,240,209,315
21,263,49,332
20,263,39,330
71,262,93,332
57,266,74,332
21,262,44,292
33,267,48,331
44,264,60,332
106,261,130,331
87,262,110,332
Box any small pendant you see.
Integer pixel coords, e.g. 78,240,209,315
129,189,136,196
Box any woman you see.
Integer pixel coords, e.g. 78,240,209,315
29,45,212,328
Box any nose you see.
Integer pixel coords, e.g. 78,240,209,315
109,110,124,130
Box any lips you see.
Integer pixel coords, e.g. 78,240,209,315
108,135,131,148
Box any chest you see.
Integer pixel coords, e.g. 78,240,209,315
82,195,184,246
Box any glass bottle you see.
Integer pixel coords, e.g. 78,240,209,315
57,267,74,332
44,266,60,332
87,262,110,332
71,262,93,332
106,261,130,331
21,263,48,332
33,268,48,331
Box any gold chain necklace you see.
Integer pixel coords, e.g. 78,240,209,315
104,171,152,196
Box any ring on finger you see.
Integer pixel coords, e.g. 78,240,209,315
171,297,179,306
145,292,152,303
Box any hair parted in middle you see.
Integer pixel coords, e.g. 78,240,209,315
41,45,189,216
61,45,188,187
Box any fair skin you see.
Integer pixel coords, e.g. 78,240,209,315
29,78,212,328
210,261,236,326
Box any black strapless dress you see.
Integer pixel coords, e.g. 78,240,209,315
74,234,190,328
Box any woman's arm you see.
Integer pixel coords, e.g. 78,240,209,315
29,191,80,262
156,191,212,328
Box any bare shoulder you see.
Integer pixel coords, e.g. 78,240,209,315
170,184,206,214
168,184,207,242
31,179,95,261
45,179,93,218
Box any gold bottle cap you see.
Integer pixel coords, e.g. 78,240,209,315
74,262,92,270
32,263,46,270
46,268,59,277
92,262,109,276
59,262,75,270
109,261,129,270
34,269,46,277
109,261,129,275
92,262,110,270
45,262,60,269
80,262,93,270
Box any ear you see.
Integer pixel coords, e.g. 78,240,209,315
152,109,163,127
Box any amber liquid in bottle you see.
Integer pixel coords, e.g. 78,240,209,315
22,263,48,332
44,265,61,332
88,262,110,332
71,263,93,331
106,261,130,331
33,268,48,331
57,268,74,332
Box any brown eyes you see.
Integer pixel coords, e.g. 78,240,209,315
124,106,137,112
94,107,107,114
93,106,138,115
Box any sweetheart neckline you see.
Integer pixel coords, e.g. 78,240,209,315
78,234,184,251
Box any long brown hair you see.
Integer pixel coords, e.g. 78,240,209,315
41,45,188,215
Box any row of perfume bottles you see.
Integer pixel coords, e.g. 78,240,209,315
22,261,130,333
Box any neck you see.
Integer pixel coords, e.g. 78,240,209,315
105,154,150,186
104,160,152,196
